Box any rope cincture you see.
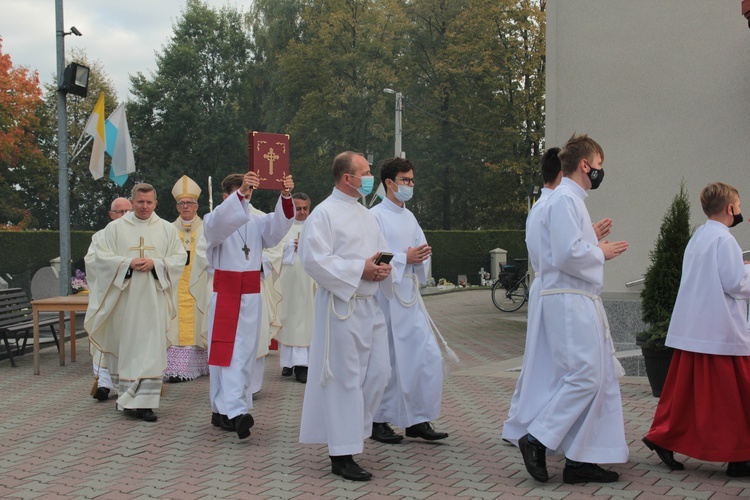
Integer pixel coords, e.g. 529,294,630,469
321,292,373,386
539,288,625,378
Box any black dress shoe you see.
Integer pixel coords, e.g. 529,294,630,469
219,414,235,431
642,437,684,471
93,387,110,401
282,367,293,377
167,376,184,383
211,412,221,427
294,365,308,383
405,422,448,441
232,413,254,439
135,409,158,422
330,455,372,481
563,463,619,484
727,461,750,477
518,434,548,482
371,422,404,443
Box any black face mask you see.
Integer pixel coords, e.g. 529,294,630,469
731,207,743,228
587,165,605,190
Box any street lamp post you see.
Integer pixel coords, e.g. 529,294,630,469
383,88,403,158
55,0,83,295
55,0,71,296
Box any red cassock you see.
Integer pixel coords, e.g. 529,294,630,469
646,349,750,462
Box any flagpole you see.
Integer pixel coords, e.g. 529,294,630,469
56,0,72,295
69,135,92,164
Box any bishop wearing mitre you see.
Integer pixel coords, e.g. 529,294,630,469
165,175,210,382
85,183,186,423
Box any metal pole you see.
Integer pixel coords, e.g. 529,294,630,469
56,0,71,295
395,92,403,158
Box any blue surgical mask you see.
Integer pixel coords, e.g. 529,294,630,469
394,184,413,202
350,175,374,196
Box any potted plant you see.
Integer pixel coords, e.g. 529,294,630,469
636,182,691,397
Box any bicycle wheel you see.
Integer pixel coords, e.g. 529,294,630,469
494,279,528,312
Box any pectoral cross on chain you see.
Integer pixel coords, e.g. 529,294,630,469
130,237,156,258
263,148,280,175
242,244,250,260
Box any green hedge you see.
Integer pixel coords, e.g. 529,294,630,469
0,231,95,277
424,230,526,285
0,229,525,287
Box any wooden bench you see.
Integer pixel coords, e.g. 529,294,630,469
0,288,59,367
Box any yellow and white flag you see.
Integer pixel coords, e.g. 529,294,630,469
84,93,106,179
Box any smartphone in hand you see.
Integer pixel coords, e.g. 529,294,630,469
374,252,394,265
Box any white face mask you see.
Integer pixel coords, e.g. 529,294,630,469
394,184,413,202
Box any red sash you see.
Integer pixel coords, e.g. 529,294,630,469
209,269,261,367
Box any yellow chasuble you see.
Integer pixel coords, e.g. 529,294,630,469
170,216,207,348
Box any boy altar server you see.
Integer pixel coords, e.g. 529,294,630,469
643,182,750,477
203,171,294,440
509,134,629,484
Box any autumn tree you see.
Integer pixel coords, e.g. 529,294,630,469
0,37,47,227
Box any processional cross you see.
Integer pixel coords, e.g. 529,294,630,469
263,148,280,175
130,237,156,258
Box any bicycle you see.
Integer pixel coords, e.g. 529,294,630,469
491,260,530,312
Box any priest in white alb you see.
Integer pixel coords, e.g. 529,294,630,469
165,175,209,382
203,172,294,440
85,183,186,423
299,151,393,482
369,158,449,444
275,192,316,384
88,196,132,402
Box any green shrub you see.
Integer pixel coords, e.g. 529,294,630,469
636,183,691,350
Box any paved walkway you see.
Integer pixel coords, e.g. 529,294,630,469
1,289,748,499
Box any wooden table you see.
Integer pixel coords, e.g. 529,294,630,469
32,295,89,375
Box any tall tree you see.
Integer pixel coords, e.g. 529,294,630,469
0,37,47,227
129,0,257,218
273,0,408,205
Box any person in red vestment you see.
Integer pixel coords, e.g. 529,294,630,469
643,182,750,477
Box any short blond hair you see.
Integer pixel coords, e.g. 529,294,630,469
558,133,604,176
700,182,739,216
131,183,156,200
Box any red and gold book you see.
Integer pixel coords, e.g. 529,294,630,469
248,131,290,190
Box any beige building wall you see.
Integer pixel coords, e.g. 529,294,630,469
547,0,750,296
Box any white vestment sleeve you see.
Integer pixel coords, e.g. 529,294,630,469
282,238,297,266
718,237,750,299
203,193,249,249
299,211,363,302
259,195,295,249
548,194,604,285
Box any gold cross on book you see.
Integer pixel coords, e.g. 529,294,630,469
263,148,280,175
130,237,156,258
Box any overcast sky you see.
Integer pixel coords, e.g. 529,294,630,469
2,0,243,101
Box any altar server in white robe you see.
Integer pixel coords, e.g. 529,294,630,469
86,184,186,423
512,134,629,485
204,172,294,440
504,148,613,443
89,197,132,402
502,149,561,435
369,157,449,444
299,151,393,482
276,193,316,384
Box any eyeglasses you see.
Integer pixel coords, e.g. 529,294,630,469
177,201,197,207
395,177,415,186
110,209,132,215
